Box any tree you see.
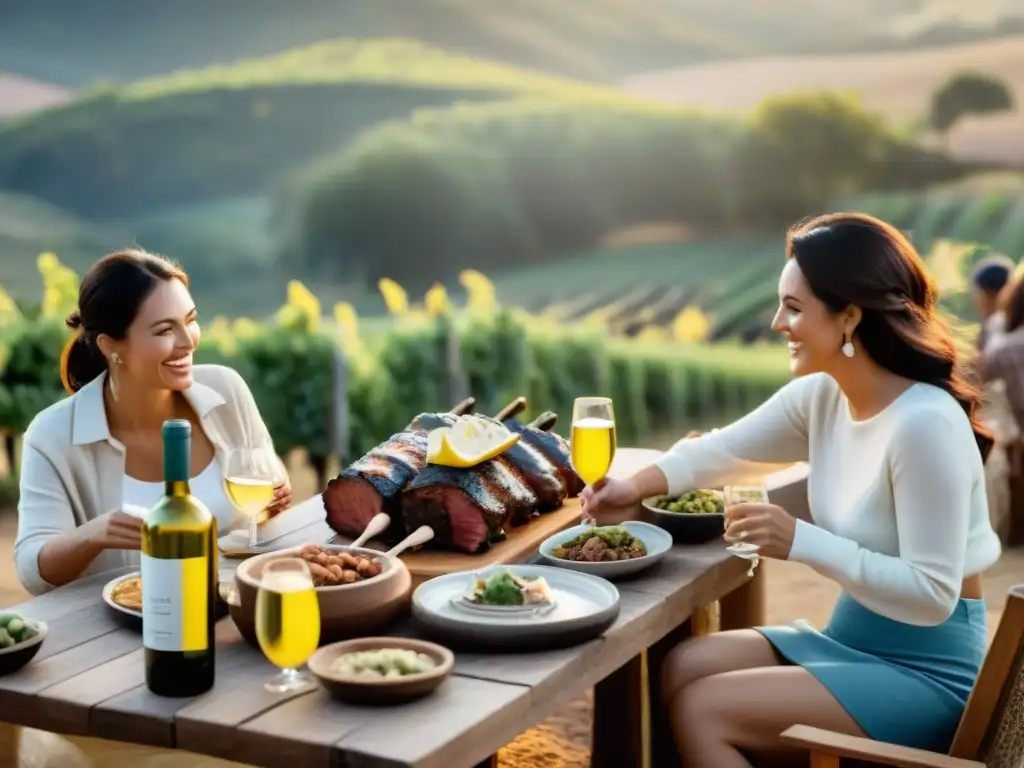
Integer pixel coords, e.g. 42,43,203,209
929,71,1016,136
737,92,891,224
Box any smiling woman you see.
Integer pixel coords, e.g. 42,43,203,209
13,248,293,596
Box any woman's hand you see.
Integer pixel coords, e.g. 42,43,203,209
267,481,293,514
81,509,143,550
580,477,643,524
724,502,797,560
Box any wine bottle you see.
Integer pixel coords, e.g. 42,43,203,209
141,419,217,696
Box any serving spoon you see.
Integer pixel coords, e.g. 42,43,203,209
384,525,435,558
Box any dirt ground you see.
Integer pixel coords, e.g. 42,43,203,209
0,506,1021,767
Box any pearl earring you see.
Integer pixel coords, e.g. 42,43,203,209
110,353,122,365
841,340,855,358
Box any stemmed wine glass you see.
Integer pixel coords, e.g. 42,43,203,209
224,446,284,550
570,397,616,525
723,485,765,577
255,558,321,693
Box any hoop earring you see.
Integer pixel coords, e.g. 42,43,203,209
841,339,855,358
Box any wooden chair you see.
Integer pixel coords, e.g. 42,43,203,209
781,585,1024,767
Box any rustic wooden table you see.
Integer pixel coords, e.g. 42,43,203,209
0,448,795,768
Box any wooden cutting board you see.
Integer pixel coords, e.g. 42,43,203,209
219,495,587,588
396,497,584,584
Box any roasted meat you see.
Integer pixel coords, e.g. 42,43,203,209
322,401,477,543
408,411,566,519
504,418,585,497
323,396,583,554
401,460,537,553
322,430,428,543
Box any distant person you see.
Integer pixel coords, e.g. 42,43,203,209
583,213,999,764
14,249,292,596
978,272,1024,544
972,253,1016,352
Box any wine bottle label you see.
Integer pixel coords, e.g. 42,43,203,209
140,554,209,652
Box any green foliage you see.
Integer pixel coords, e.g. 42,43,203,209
0,39,634,218
284,92,961,288
929,70,1016,134
0,278,794,461
0,318,68,435
844,189,1024,259
735,92,892,225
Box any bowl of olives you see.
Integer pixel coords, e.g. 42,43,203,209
0,613,47,677
307,637,454,705
642,489,726,544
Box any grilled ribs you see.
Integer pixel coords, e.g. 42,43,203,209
322,429,428,544
401,460,536,553
322,402,475,543
504,417,585,497
322,398,584,554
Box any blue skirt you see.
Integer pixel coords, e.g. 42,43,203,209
757,592,987,752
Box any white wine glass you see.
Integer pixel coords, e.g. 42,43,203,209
723,485,764,577
571,397,616,525
255,558,321,693
225,446,282,550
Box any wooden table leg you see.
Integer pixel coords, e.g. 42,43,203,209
592,653,645,768
719,562,766,631
646,620,693,768
0,722,21,762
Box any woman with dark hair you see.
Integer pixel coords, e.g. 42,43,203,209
583,213,1000,764
15,249,292,596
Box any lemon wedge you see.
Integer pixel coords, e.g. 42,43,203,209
426,415,520,468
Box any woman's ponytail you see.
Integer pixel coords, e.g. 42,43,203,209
59,312,106,394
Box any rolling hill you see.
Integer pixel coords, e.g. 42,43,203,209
621,35,1024,164
1,0,1022,85
0,38,642,219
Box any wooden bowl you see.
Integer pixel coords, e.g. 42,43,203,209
307,637,453,705
230,544,412,648
0,619,47,677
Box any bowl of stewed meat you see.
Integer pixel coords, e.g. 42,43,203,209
538,522,672,580
230,543,412,647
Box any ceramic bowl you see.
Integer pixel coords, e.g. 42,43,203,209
0,618,47,677
230,544,412,648
641,493,726,544
307,636,453,705
538,521,672,579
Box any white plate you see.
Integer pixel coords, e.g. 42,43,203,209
102,571,142,621
537,521,672,579
412,564,620,650
218,497,327,555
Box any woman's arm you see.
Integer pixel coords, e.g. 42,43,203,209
787,412,974,626
647,373,821,497
16,440,103,595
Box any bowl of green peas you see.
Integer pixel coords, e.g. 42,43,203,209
0,613,47,676
642,489,726,544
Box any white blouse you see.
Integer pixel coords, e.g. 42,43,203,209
16,364,284,596
653,372,1002,627
122,457,240,537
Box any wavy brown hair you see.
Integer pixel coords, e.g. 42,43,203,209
787,212,993,462
60,249,189,394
